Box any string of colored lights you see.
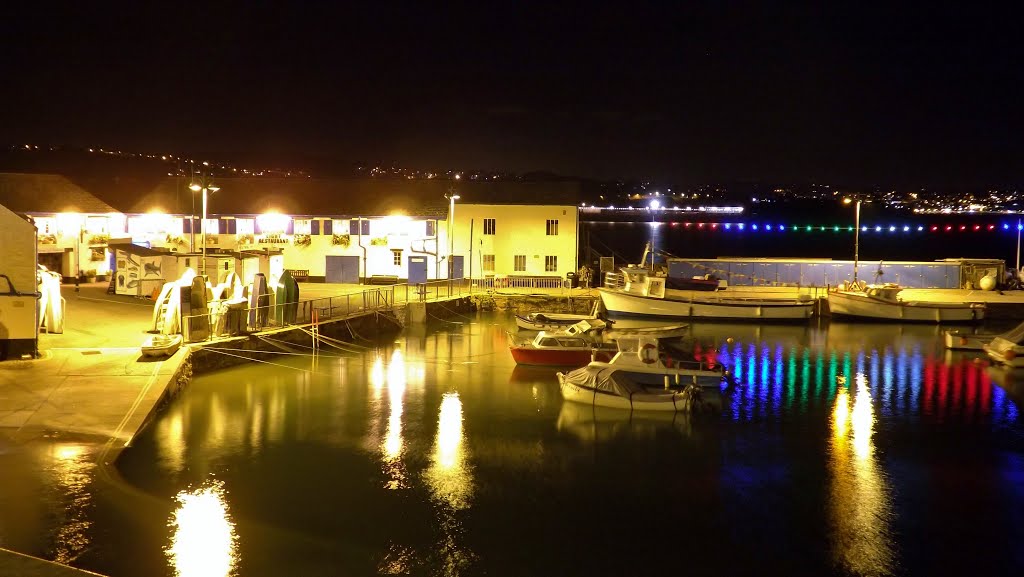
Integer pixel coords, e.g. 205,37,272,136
633,222,1024,232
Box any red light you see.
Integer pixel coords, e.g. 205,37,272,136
930,225,938,231
698,222,705,228
711,223,718,229
684,222,692,227
973,225,981,231
945,226,952,231
960,225,967,231
988,224,995,230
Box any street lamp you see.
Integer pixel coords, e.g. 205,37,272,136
189,178,220,278
843,198,861,284
445,193,460,278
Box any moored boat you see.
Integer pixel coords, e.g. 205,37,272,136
515,312,608,331
557,364,708,412
944,320,1024,351
141,333,183,357
509,321,619,367
828,283,984,323
598,271,814,322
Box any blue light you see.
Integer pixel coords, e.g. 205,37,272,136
917,226,924,231
1003,223,1010,230
875,226,882,232
861,226,868,232
779,225,786,231
738,223,745,230
903,225,910,232
752,224,759,230
1018,224,1023,231
766,224,772,231
725,223,732,230
889,226,897,232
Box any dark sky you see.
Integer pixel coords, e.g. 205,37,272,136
2,2,1021,187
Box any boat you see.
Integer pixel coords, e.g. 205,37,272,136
598,268,815,322
141,333,183,357
589,335,726,388
557,364,708,412
944,320,1024,351
666,275,721,291
515,312,608,331
983,327,1024,367
827,282,984,323
508,320,619,367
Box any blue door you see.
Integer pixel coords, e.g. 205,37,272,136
450,256,464,279
325,255,360,284
408,256,428,284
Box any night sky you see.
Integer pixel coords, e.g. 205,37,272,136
2,3,1021,187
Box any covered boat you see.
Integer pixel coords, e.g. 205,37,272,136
983,330,1024,368
828,283,984,323
557,364,708,412
589,335,726,388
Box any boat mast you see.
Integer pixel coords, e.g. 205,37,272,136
640,241,652,271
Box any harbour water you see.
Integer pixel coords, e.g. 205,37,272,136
3,313,1024,576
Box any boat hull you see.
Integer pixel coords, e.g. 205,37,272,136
828,292,983,323
599,288,814,321
943,330,991,350
510,347,614,367
558,374,703,412
515,314,600,331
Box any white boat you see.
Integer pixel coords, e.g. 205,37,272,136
828,283,984,323
589,335,726,388
141,333,183,357
598,268,814,322
984,338,1024,367
557,364,708,412
515,312,607,331
944,321,1024,351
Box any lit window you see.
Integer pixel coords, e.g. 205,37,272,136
514,255,526,272
391,249,402,266
483,218,496,235
545,255,557,272
236,219,255,235
293,219,312,235
546,219,559,235
483,254,495,271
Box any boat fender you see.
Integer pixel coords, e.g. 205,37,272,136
960,337,969,346
639,343,658,365
1006,349,1017,360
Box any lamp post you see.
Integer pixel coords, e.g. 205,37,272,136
189,178,220,278
445,193,460,278
844,198,862,284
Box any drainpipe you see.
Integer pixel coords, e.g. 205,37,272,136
468,218,474,281
408,220,439,279
357,217,367,283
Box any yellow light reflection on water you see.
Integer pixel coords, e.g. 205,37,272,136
425,392,473,510
166,481,239,577
382,348,408,489
48,443,92,565
828,372,895,576
371,354,386,390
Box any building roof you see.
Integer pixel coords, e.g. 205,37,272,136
0,173,119,214
85,176,582,218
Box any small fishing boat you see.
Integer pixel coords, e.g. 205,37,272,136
587,336,727,388
557,364,708,412
508,328,619,367
141,333,183,357
828,283,984,323
984,334,1024,368
515,312,608,331
944,320,1024,351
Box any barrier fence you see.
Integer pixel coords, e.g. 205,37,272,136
176,275,576,342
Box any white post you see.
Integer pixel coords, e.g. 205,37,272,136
1017,219,1021,274
853,200,861,284
201,188,208,278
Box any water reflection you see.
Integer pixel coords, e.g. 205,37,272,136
382,349,408,489
556,402,695,443
166,480,239,577
828,373,895,576
426,392,472,507
47,443,93,565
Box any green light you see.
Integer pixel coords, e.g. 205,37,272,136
833,225,839,232
819,226,826,231
847,226,854,231
806,225,812,231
